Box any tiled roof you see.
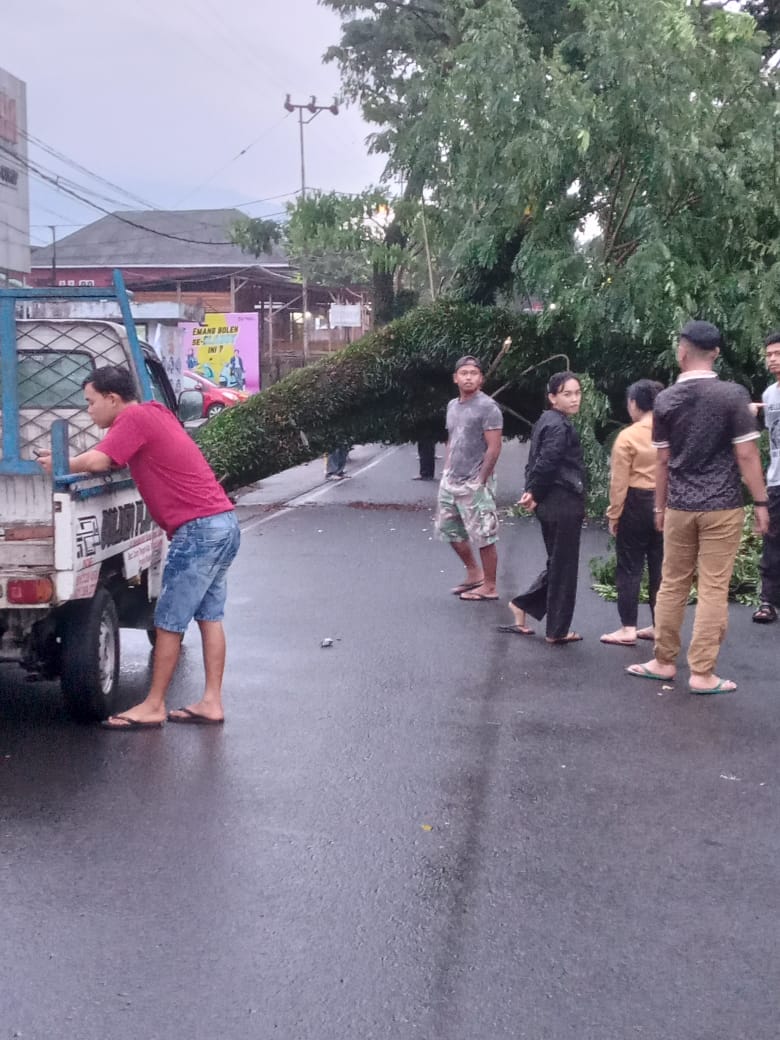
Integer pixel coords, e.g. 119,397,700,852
31,208,288,268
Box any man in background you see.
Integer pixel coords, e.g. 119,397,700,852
751,332,780,624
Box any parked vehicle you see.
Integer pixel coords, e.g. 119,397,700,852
181,370,248,419
0,272,202,720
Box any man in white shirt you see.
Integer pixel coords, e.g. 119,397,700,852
751,333,780,624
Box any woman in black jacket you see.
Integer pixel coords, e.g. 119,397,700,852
500,371,586,644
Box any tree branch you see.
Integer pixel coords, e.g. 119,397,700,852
604,176,643,264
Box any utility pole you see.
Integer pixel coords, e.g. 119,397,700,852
49,225,57,285
284,94,339,361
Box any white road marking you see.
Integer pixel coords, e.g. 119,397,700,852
239,445,404,533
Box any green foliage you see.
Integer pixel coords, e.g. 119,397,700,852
322,0,780,394
194,300,577,492
283,188,401,286
590,508,764,607
573,373,610,516
230,217,282,257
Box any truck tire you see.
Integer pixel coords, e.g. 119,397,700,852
60,588,121,721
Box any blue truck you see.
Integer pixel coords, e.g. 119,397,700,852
0,272,201,719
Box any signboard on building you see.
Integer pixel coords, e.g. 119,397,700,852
178,312,260,393
329,303,363,328
0,67,30,275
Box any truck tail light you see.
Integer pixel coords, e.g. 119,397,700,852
7,578,54,604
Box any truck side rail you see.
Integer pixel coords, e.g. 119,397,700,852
0,270,152,476
49,418,135,499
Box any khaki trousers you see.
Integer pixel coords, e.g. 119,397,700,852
654,508,743,675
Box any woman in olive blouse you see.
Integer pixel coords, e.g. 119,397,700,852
600,379,664,647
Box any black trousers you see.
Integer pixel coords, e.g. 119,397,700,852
760,486,780,606
615,487,664,628
417,439,435,479
512,486,585,639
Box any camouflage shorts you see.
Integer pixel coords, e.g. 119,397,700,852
436,474,499,548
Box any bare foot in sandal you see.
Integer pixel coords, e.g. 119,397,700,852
498,602,534,635
545,632,583,645
600,626,637,646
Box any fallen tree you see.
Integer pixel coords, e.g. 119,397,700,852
194,301,580,494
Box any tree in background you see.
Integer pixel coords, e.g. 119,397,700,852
233,187,437,327
205,0,780,494
321,0,780,391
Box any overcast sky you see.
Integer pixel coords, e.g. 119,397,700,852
2,0,386,246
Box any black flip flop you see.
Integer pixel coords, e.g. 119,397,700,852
497,624,535,636
752,603,777,624
167,708,225,726
101,714,163,731
451,580,482,595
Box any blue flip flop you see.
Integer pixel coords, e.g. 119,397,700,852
689,679,737,695
626,665,675,682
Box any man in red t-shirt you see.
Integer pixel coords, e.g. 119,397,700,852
39,366,240,729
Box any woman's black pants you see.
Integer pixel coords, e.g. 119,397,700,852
759,486,780,606
615,487,664,628
512,486,585,639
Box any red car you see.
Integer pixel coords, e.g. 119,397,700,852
181,371,249,419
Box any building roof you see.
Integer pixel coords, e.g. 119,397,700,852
31,208,288,269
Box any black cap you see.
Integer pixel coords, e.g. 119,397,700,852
454,355,483,372
679,320,721,351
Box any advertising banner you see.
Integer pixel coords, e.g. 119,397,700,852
0,67,30,275
178,312,260,393
329,303,363,328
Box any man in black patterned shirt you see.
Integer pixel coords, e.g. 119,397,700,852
627,321,769,694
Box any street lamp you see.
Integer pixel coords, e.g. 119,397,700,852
284,94,339,361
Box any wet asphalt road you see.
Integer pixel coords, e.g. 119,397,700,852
1,443,779,1040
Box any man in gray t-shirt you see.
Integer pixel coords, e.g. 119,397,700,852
752,334,780,623
435,355,503,600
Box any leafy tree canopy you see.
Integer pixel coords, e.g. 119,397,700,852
321,0,780,393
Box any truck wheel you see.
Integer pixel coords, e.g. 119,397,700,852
60,588,121,721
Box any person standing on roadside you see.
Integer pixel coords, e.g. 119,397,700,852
600,379,665,647
436,356,503,601
750,332,780,624
628,321,769,694
414,439,436,481
325,445,349,480
38,365,240,729
500,372,586,644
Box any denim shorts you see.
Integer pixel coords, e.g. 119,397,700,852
154,511,241,633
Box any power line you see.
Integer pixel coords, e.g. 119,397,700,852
17,130,287,238
1,144,233,245
0,140,145,212
19,128,159,211
3,144,290,249
192,0,290,95
173,114,292,207
0,215,38,240
242,190,300,207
